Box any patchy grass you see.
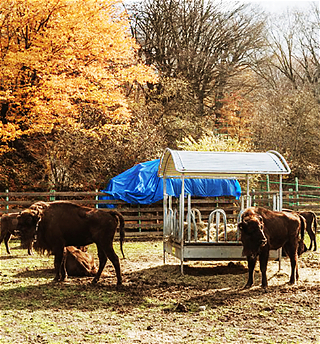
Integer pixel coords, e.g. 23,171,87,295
0,237,319,344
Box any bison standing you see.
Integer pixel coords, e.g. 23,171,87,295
238,207,305,288
283,209,317,251
299,211,317,251
0,212,33,255
17,201,125,286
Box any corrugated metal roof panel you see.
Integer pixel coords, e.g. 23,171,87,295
158,149,290,179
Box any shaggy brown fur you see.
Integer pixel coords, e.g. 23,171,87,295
17,201,125,286
239,207,305,288
64,246,98,276
1,212,33,255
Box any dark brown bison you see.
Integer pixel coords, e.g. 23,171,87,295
283,209,317,251
17,201,125,286
64,246,98,277
238,207,305,288
0,212,33,255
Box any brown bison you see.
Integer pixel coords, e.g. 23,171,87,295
17,201,125,286
0,212,33,255
64,246,98,277
283,209,317,251
238,207,305,288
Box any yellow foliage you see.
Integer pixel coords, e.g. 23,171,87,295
0,0,157,150
178,133,252,153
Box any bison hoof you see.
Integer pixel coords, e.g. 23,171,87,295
116,283,123,291
53,276,67,282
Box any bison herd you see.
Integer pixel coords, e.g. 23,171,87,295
1,201,125,286
0,201,318,289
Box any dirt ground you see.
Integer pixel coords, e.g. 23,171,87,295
97,240,320,344
1,239,319,343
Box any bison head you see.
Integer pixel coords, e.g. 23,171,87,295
238,214,267,257
17,209,39,249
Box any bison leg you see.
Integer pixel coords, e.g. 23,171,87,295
3,233,12,255
309,233,317,251
53,248,66,282
244,255,257,288
259,249,269,288
27,242,33,255
284,242,298,284
307,230,315,251
92,245,108,284
59,252,68,281
106,246,122,286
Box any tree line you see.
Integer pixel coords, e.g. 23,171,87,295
0,0,319,191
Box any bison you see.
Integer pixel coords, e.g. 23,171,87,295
299,211,317,251
283,209,317,251
0,212,33,255
238,207,305,288
17,201,125,286
64,246,98,277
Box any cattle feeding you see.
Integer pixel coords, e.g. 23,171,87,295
17,201,125,286
238,207,305,288
0,212,33,255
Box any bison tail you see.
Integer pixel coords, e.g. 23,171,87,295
119,214,125,259
110,211,125,259
312,212,317,232
298,215,305,240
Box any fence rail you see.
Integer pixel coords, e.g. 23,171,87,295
1,190,319,233
258,177,320,192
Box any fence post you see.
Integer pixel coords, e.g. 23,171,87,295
272,194,277,211
95,189,99,209
266,175,271,207
5,189,9,212
138,204,141,232
295,177,299,206
289,188,294,207
50,190,56,201
266,175,270,192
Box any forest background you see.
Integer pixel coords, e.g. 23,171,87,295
0,0,319,192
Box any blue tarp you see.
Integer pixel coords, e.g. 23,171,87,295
100,159,241,206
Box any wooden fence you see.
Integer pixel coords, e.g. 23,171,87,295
0,190,319,235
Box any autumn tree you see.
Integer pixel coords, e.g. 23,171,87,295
0,0,157,190
129,0,265,139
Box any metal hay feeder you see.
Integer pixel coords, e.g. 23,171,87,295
158,149,291,274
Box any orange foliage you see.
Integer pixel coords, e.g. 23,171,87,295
216,92,254,141
0,0,156,153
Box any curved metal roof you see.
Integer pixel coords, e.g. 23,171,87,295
158,149,291,179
